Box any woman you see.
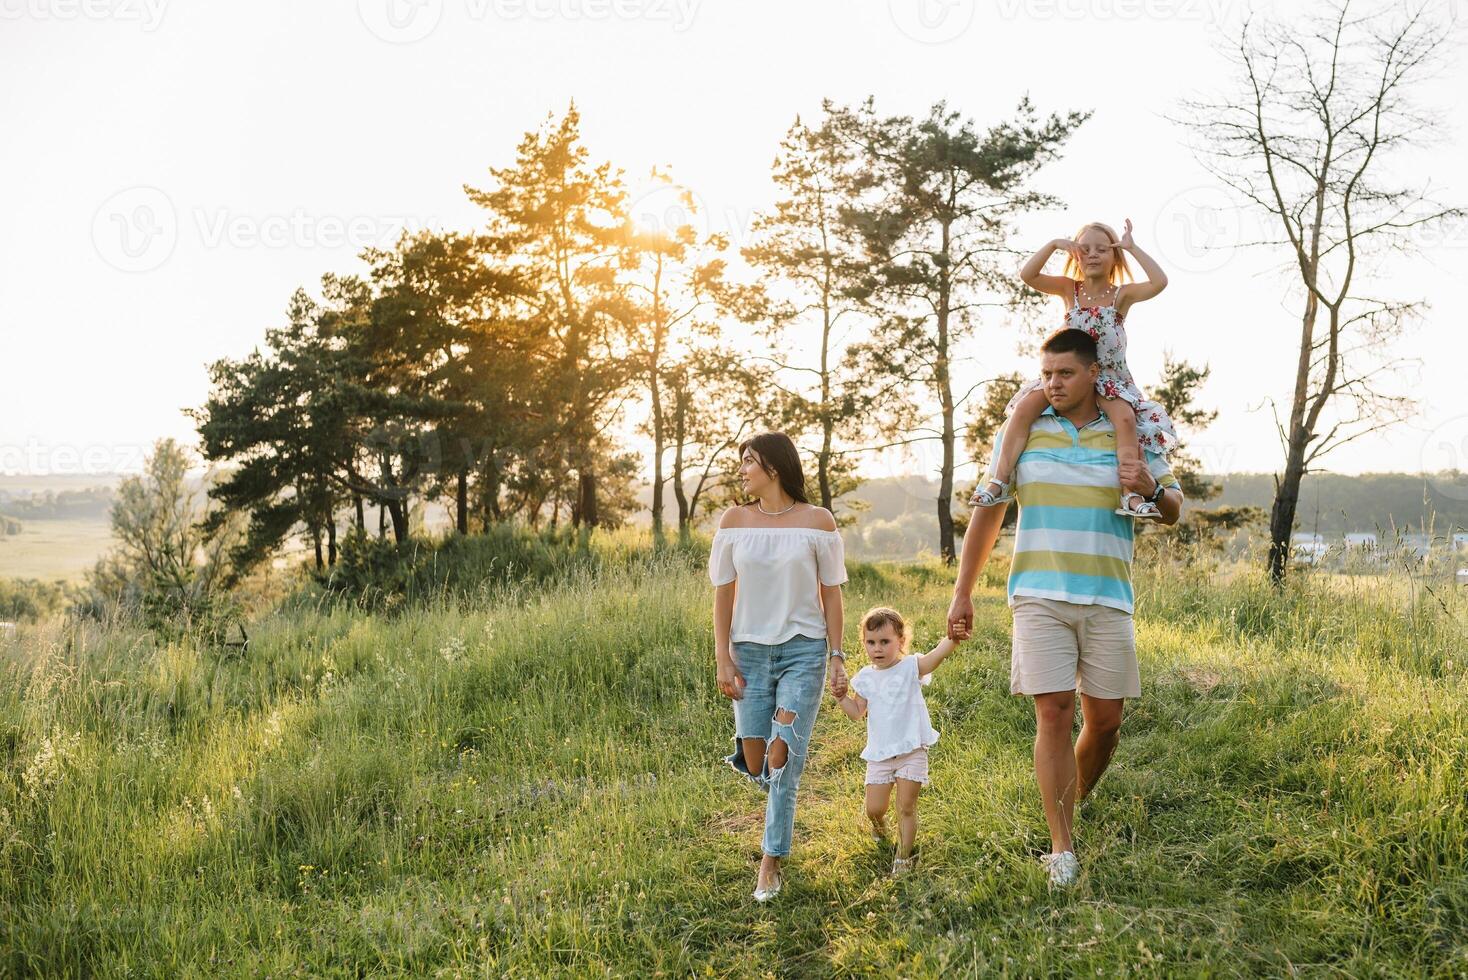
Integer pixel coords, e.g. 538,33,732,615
708,431,848,902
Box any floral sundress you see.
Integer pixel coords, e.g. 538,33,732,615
1006,280,1179,456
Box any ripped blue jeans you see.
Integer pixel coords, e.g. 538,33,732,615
725,633,828,858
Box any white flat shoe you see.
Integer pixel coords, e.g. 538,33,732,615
752,871,782,903
891,855,917,876
1041,850,1079,887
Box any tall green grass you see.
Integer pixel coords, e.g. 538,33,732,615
0,533,1463,976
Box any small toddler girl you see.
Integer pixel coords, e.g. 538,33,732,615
834,606,962,875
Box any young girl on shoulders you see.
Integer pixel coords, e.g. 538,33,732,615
972,218,1178,520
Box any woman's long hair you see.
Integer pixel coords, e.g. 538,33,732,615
738,432,809,506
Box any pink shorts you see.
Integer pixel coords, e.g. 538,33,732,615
864,746,930,785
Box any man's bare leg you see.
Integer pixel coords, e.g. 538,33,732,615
1033,691,1077,854
1076,694,1124,802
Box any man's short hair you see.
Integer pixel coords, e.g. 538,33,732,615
1040,328,1098,366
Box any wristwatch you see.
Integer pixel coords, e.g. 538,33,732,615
1146,479,1166,504
827,648,846,661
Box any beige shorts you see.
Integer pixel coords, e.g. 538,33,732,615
864,746,930,785
1010,595,1140,699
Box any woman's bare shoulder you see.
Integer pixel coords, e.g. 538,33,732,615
802,505,838,532
718,504,752,529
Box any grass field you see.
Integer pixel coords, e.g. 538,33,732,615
0,533,1464,977
0,518,114,584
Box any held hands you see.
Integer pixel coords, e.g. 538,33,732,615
718,651,850,700
716,654,745,701
945,593,974,642
828,658,848,700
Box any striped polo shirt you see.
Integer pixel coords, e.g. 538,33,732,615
984,405,1181,615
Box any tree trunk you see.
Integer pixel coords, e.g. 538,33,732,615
456,470,468,535
378,503,386,539
1267,278,1322,583
818,268,834,512
312,522,324,570
578,472,598,528
483,451,503,527
651,372,666,543
354,494,365,531
649,257,667,543
387,499,408,543
672,383,691,535
326,512,337,565
935,217,956,564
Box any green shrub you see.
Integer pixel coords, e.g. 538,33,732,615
0,577,80,622
309,523,710,612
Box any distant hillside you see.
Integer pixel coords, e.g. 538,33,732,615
1208,472,1468,536
4,470,1464,577
0,486,116,521
633,471,1468,561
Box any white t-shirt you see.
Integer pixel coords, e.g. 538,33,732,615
707,526,847,645
849,655,939,762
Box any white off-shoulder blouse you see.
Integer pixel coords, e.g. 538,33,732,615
708,526,848,645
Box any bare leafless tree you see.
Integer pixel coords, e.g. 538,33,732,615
1174,0,1464,582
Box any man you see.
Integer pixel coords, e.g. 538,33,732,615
946,327,1183,887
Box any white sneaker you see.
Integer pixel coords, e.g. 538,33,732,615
1041,850,1079,887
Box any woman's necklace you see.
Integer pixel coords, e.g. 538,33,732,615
757,498,798,516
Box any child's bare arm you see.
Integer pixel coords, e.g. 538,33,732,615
977,390,1050,493
917,636,960,677
834,690,867,720
1019,239,1080,296
1113,218,1168,306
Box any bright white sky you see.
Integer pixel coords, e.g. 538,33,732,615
3,0,1467,487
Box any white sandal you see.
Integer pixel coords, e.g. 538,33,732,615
1115,492,1162,522
971,476,1015,507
